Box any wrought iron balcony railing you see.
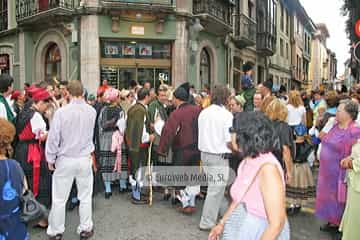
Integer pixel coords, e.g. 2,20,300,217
101,0,175,12
16,0,76,22
193,0,232,26
234,13,256,48
104,0,174,5
257,32,276,56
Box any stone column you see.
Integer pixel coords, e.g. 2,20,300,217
80,15,100,94
172,19,188,87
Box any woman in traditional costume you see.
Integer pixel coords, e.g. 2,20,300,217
14,87,51,228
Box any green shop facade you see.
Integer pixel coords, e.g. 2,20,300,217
0,0,231,93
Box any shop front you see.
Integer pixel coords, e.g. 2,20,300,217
97,13,177,90
100,40,172,89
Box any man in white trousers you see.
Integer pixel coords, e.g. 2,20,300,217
46,80,96,240
198,85,233,231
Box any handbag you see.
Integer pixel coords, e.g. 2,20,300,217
222,162,290,240
20,179,48,224
337,170,347,204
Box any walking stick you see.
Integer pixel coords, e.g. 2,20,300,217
147,141,153,206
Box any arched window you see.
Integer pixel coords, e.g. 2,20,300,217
45,43,61,82
200,48,211,89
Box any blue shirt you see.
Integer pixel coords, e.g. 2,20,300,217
46,99,96,164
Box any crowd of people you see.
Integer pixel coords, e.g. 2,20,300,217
0,60,360,240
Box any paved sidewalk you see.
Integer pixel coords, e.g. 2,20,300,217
29,190,336,240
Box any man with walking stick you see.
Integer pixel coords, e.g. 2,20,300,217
125,88,155,204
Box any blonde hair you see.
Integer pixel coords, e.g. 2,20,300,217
288,90,303,108
0,118,15,156
265,98,288,122
67,80,83,97
260,95,276,113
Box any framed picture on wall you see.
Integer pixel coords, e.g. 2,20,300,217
104,44,121,57
123,45,136,56
139,44,152,57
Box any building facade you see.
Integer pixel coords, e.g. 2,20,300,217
0,0,337,93
309,23,330,89
268,0,291,90
0,0,234,93
232,0,257,91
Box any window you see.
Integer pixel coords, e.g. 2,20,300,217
257,66,264,83
280,38,284,57
296,17,300,34
286,42,289,59
280,4,284,32
297,55,302,80
248,0,254,19
200,48,211,89
286,14,290,35
45,43,61,82
101,41,171,59
0,0,7,31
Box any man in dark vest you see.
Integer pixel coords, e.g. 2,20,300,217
0,74,15,122
126,88,155,204
158,82,202,214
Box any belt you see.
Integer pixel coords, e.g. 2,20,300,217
221,153,232,160
203,152,232,160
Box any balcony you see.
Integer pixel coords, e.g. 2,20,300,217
16,0,77,26
234,13,256,49
193,0,233,35
101,0,175,13
257,32,276,56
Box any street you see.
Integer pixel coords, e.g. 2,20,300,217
29,192,335,240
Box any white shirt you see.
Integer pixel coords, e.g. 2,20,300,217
198,104,233,154
287,104,306,126
0,102,7,119
30,112,47,139
0,96,15,120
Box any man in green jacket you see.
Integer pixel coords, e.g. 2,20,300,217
126,88,155,204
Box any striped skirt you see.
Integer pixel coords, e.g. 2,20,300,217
222,204,290,240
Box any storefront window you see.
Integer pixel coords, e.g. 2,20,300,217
100,40,172,89
101,67,171,90
45,43,61,82
200,48,211,88
101,41,171,59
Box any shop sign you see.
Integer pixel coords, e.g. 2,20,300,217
355,19,360,38
131,26,145,35
0,55,9,70
159,72,169,83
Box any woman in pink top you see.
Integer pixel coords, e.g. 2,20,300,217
209,112,290,240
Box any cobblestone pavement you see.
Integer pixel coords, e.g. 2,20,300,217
29,190,338,240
